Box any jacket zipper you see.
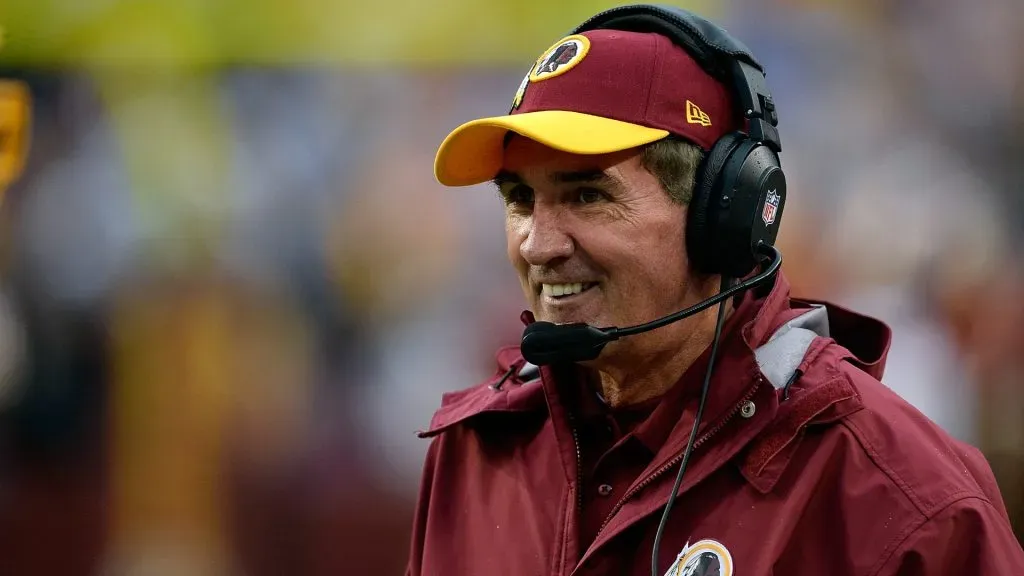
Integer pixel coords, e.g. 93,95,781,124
573,428,583,514
591,382,762,540
567,411,583,574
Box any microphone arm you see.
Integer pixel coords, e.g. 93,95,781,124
610,242,781,338
520,243,782,366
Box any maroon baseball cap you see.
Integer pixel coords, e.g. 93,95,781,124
434,28,740,186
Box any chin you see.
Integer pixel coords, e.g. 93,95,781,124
535,305,611,325
538,313,606,327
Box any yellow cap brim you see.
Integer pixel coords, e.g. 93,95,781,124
434,110,669,187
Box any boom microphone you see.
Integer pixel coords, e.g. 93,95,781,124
520,243,782,366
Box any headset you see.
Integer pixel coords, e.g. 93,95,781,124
519,5,788,575
574,3,786,279
521,4,789,365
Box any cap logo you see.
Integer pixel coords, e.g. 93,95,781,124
529,35,590,83
685,100,711,127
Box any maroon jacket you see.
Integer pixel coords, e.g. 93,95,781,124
406,273,1024,575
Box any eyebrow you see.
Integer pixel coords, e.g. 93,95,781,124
550,169,618,186
491,168,621,188
492,170,521,188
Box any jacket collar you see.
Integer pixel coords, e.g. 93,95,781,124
515,273,803,489
527,271,797,420
419,271,802,440
417,270,870,460
417,344,543,438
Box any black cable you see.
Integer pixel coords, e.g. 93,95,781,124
650,274,733,576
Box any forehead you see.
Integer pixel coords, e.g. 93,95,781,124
500,135,644,184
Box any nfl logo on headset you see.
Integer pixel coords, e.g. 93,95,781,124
762,189,780,226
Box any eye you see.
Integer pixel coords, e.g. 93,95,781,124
500,184,534,208
577,187,606,204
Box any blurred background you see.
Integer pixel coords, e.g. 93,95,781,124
0,0,1021,574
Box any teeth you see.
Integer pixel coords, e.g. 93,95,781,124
542,283,587,297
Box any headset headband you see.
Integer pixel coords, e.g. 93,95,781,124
571,4,782,153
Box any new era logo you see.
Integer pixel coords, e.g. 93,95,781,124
686,101,711,127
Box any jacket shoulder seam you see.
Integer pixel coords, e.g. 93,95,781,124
866,494,997,576
841,415,929,515
840,413,997,576
840,392,992,516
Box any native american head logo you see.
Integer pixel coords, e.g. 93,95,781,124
529,35,590,82
665,539,733,576
678,551,723,576
538,42,577,75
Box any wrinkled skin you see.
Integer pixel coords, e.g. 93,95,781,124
497,136,724,406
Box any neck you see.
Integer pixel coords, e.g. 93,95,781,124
591,303,732,408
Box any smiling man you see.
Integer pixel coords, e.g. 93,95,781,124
407,5,1024,576
496,139,715,408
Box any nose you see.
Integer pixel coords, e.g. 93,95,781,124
519,204,574,266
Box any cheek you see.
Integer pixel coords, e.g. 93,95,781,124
649,224,691,286
656,221,690,271
505,215,528,264
597,219,690,295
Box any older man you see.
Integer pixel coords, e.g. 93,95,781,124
407,5,1024,576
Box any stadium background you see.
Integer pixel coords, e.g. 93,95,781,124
0,0,1022,574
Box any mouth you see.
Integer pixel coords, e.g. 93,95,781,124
539,282,598,301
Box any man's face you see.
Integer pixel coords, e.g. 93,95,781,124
498,136,704,350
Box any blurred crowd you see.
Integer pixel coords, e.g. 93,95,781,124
0,0,1021,574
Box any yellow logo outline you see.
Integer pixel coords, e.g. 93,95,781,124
665,538,733,576
685,100,711,127
529,35,591,83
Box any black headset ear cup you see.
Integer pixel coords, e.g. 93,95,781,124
687,132,743,274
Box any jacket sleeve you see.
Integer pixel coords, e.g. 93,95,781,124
874,496,1024,575
405,438,440,576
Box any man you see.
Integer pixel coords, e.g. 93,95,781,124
408,5,1024,576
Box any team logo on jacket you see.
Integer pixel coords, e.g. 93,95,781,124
529,35,590,82
664,539,733,576
762,188,780,226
